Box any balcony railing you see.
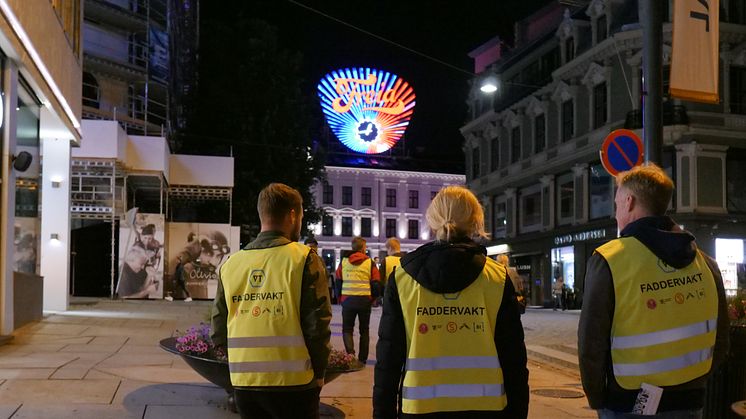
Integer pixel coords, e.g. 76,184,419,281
624,104,689,129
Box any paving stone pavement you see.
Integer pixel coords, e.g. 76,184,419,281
0,299,592,418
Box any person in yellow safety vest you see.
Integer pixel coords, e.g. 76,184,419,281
579,164,729,419
373,186,529,418
211,183,332,419
335,236,381,365
377,237,403,307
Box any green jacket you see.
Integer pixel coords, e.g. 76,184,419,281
211,231,332,390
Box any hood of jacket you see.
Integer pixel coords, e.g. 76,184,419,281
346,252,370,265
399,239,487,293
620,216,697,269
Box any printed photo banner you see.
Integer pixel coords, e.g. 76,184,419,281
318,67,416,154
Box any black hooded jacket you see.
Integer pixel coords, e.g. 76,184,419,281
373,239,529,419
578,216,729,412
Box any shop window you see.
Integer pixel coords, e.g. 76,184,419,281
409,190,419,209
322,215,333,236
342,186,352,206
511,126,521,163
341,217,352,237
590,163,614,219
557,172,574,225
519,187,541,232
534,115,546,154
731,66,746,115
551,246,575,290
491,137,500,171
360,218,372,238
408,220,419,240
385,219,397,238
386,188,397,207
562,99,574,142
716,238,743,291
323,183,333,205
593,82,608,129
361,187,371,206
493,198,507,239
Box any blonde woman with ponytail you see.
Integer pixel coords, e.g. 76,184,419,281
373,186,529,419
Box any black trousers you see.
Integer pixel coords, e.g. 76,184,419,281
234,387,320,419
342,303,371,363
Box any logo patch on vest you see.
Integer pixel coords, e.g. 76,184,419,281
647,299,657,310
657,259,676,273
249,270,266,288
442,292,461,300
418,323,428,334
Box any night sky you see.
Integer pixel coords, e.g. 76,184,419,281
206,0,552,167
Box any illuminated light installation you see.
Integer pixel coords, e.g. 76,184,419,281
318,68,416,154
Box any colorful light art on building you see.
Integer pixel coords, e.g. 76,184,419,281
318,68,416,154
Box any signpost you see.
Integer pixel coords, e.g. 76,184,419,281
600,129,644,176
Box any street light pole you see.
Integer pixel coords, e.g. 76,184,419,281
639,0,663,164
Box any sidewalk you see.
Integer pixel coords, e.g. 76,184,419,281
0,299,593,418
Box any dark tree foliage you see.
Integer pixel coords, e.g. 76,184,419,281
177,12,325,243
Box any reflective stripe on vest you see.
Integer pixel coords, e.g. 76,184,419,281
341,257,372,296
219,242,314,387
396,258,508,414
596,237,718,390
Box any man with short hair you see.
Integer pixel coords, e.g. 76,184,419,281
579,164,729,418
211,183,331,419
335,236,381,365
381,237,402,282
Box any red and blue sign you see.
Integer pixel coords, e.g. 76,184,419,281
600,129,644,176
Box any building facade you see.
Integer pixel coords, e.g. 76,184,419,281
311,166,464,272
462,0,746,307
0,0,82,335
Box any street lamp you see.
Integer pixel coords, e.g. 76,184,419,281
480,74,499,93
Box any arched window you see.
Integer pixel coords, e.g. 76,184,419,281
82,72,99,108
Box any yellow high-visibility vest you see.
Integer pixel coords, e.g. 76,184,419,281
396,258,507,414
384,255,401,283
219,242,313,387
341,257,372,297
596,237,718,390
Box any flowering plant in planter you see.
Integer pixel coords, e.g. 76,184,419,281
727,291,746,326
328,348,360,370
174,323,227,361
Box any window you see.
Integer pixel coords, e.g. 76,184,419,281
408,220,419,240
431,190,438,200
565,37,575,62
386,188,397,207
493,198,507,239
323,183,333,205
409,190,419,209
520,189,542,231
361,218,372,237
593,82,607,129
361,187,372,206
511,126,521,163
562,99,574,142
596,15,607,43
731,66,746,115
534,115,546,154
472,147,480,179
557,172,575,225
590,163,614,219
322,215,333,236
82,72,99,108
491,137,500,171
342,217,352,237
342,186,352,206
729,0,746,24
385,219,397,238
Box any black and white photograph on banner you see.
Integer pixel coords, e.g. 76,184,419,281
117,211,165,299
167,223,239,300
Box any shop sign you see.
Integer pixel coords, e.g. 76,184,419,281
554,229,607,246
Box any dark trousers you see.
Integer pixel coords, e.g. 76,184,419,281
234,387,320,419
342,303,371,363
173,264,191,299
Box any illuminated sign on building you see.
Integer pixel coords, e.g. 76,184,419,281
318,68,416,154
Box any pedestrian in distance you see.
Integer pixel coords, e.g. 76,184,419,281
578,164,729,419
335,236,381,365
553,276,565,311
379,237,403,307
374,186,529,418
497,254,527,314
211,183,332,419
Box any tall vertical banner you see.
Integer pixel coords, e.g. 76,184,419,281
670,0,719,103
117,213,165,299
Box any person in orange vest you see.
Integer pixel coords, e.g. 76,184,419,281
579,164,729,418
211,183,331,419
335,236,381,365
373,186,528,418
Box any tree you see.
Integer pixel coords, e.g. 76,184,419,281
178,14,325,242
